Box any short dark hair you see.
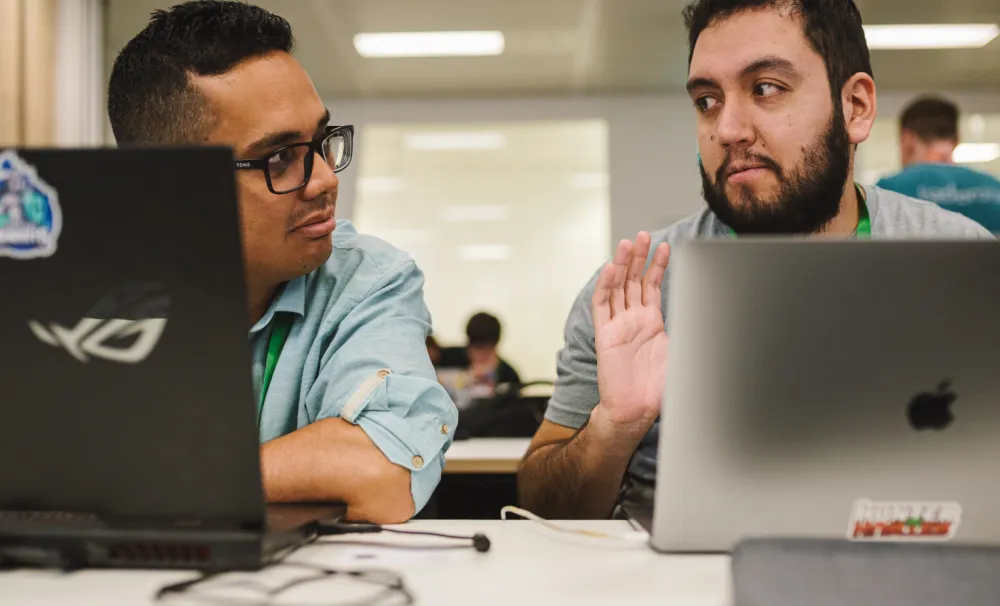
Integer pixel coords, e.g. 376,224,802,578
466,312,502,347
108,1,294,145
683,0,873,102
900,97,959,142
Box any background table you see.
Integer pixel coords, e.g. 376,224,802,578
430,438,532,518
0,520,732,606
443,437,532,474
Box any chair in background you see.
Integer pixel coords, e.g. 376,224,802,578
454,381,553,440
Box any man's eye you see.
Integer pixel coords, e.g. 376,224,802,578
754,83,783,98
266,149,296,176
695,96,720,113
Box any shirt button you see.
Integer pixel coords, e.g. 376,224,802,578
377,369,390,378
412,455,424,469
441,424,449,435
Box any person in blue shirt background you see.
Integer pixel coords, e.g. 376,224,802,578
107,1,457,523
877,97,1000,233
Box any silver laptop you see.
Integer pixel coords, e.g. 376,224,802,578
649,239,1000,553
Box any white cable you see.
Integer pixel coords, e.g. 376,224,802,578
500,506,648,545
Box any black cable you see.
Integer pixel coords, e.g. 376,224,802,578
155,562,413,606
380,527,492,552
154,524,489,604
316,522,491,553
307,540,474,552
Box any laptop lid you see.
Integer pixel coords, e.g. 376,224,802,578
0,148,265,529
652,239,1000,552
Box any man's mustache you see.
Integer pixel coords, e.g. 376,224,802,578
287,196,337,229
714,152,783,185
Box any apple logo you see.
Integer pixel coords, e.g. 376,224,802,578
907,381,956,430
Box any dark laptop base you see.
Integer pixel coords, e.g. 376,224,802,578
0,504,343,571
0,524,293,572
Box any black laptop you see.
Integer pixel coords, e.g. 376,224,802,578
0,147,342,571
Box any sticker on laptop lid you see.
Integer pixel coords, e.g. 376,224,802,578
848,499,961,541
0,150,62,259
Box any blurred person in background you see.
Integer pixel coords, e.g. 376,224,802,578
426,335,442,366
518,0,992,520
466,312,521,389
878,97,1000,233
107,0,456,523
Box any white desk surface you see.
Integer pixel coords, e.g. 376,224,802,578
443,438,532,474
0,520,731,606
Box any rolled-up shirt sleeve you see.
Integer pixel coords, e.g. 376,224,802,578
310,259,457,514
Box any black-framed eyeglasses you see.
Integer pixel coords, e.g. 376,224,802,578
234,125,354,195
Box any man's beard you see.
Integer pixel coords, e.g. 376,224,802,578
700,105,852,234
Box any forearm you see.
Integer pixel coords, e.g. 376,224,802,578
260,417,415,524
519,407,648,519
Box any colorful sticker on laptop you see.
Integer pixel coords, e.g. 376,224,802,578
848,499,961,541
0,150,62,259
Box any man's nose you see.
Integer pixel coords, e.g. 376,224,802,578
715,99,756,148
301,151,339,201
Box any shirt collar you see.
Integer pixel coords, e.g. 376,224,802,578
249,276,306,335
863,184,880,230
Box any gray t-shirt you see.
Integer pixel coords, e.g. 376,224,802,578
545,186,992,506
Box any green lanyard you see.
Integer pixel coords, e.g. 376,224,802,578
727,184,871,238
258,312,294,428
854,184,871,239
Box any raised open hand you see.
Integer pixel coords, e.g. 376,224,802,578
591,232,670,430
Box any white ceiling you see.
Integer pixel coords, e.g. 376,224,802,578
105,0,1000,99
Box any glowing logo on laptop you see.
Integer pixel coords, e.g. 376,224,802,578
28,283,171,364
29,318,168,364
848,499,961,541
0,150,62,259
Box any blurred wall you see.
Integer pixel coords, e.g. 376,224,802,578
0,0,58,146
327,95,703,257
328,91,1000,257
54,0,105,147
350,119,611,380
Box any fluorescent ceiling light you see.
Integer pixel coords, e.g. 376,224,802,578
405,132,506,151
953,143,1000,164
354,31,505,58
440,205,508,222
863,24,999,50
457,244,510,262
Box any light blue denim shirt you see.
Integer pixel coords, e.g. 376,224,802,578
249,220,457,514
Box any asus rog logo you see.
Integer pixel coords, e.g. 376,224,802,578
28,282,171,364
29,318,167,364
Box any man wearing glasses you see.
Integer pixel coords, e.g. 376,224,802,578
107,1,457,523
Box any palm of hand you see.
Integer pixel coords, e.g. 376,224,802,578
596,305,667,425
590,232,671,429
